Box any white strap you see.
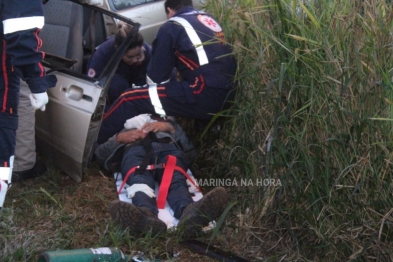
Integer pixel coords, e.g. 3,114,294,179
126,184,156,199
147,81,166,117
0,179,9,209
0,156,13,181
3,16,45,34
0,167,11,181
170,17,209,66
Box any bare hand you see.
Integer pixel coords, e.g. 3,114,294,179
116,129,146,144
141,121,175,134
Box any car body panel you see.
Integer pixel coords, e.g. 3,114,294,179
36,1,140,182
105,0,205,44
36,72,104,182
35,0,205,182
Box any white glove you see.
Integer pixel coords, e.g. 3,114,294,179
29,92,48,111
124,114,151,130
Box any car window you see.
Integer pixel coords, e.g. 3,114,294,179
109,0,159,11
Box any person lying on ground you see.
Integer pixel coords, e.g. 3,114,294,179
94,114,228,237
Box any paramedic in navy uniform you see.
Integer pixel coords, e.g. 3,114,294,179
87,22,152,110
0,0,57,209
97,0,237,145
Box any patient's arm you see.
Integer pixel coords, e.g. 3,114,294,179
141,121,175,134
116,129,146,144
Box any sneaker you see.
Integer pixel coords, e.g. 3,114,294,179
178,186,228,238
108,200,167,236
12,160,47,182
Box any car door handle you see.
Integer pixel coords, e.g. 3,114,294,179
63,85,92,102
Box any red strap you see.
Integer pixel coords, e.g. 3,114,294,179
117,158,202,208
174,166,202,193
156,155,176,209
117,167,137,195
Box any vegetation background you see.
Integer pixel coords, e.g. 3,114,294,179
1,0,393,261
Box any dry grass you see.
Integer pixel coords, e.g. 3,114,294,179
0,155,258,262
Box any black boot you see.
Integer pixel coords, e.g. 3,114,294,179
12,160,47,182
108,200,167,236
178,187,228,238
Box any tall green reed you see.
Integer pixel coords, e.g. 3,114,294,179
204,0,393,260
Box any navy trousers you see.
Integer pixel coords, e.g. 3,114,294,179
97,79,232,144
105,74,130,110
121,142,193,219
0,70,20,167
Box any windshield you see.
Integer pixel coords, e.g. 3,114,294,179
109,0,157,11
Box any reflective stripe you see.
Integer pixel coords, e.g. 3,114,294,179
148,85,166,116
147,76,166,117
126,184,156,199
170,17,209,66
0,179,9,209
0,167,11,181
3,16,44,35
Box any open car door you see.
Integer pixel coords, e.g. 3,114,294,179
35,1,141,182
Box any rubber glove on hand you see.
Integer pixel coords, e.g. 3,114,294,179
124,114,151,130
29,92,48,111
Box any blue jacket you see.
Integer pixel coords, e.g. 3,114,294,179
0,0,56,94
147,6,237,89
87,36,152,86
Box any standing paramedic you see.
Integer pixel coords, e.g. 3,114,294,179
97,0,237,145
0,0,57,209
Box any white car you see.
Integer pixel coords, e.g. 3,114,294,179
35,0,204,182
106,0,205,44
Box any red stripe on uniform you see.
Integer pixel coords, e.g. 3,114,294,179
1,40,9,113
34,29,45,77
193,75,206,95
176,51,198,68
104,87,167,120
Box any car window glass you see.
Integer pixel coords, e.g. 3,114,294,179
109,0,157,11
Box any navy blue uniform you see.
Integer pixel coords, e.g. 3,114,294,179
87,37,152,106
0,0,57,167
97,6,237,144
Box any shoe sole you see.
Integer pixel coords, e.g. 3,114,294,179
178,186,228,238
108,200,167,236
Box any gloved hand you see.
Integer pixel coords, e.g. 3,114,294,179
29,92,48,111
124,114,151,130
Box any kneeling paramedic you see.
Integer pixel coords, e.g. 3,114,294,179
96,0,237,145
94,114,228,237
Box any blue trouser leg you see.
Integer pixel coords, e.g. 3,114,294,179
155,143,193,219
0,71,19,166
121,145,158,215
106,74,130,107
130,173,158,215
121,143,193,218
97,80,231,144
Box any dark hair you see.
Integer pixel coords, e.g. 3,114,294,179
114,22,144,50
164,0,193,14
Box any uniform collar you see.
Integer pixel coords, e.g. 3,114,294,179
174,6,198,17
